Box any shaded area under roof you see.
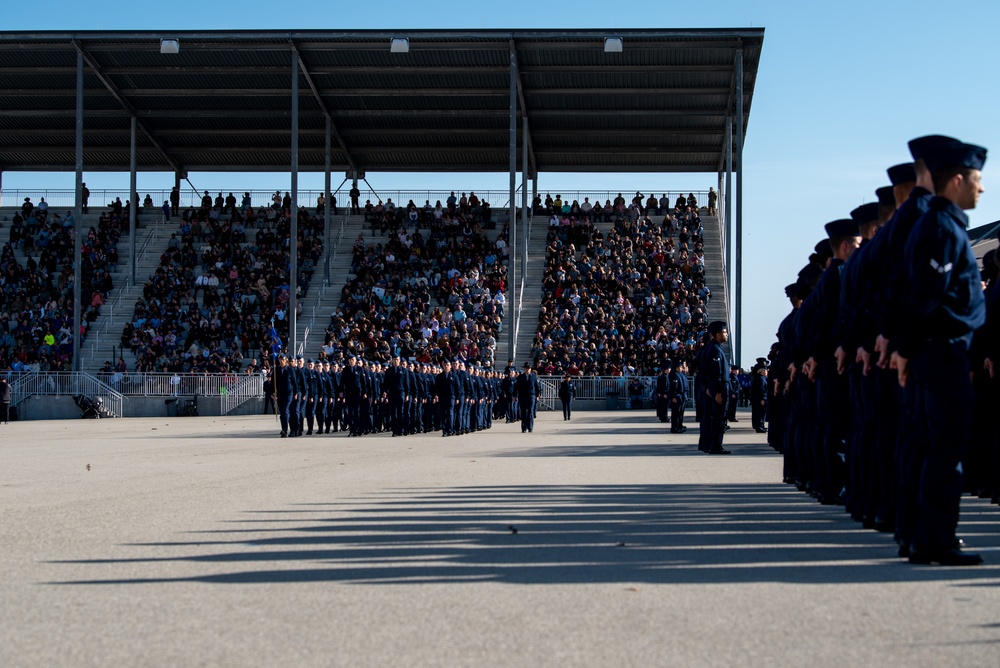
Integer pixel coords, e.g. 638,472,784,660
0,29,763,174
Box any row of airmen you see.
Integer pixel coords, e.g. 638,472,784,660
273,355,543,438
770,135,991,566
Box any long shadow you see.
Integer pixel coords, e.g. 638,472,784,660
48,484,1000,587
494,441,776,457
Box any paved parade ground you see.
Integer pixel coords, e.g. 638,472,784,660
3,410,1000,667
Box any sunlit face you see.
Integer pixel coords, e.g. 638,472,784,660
842,236,861,260
957,169,984,210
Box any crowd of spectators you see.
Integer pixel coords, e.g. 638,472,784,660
0,197,119,371
527,190,712,376
122,191,322,373
363,191,495,235
1,184,715,378
320,197,507,368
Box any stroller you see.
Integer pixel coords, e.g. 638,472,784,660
73,394,112,419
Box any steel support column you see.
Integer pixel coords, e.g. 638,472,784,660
73,49,83,373
324,116,332,284
289,50,299,355
129,116,137,284
723,115,732,288
521,117,528,287
734,44,744,368
507,48,517,362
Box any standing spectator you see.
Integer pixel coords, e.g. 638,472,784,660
169,186,180,216
350,184,360,214
82,183,90,214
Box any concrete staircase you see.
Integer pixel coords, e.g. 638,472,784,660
293,213,369,358
495,215,548,367
82,217,176,371
699,214,734,360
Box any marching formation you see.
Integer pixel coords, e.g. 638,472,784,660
769,135,991,566
271,355,542,438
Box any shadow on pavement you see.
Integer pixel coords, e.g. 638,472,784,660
49,484,1000,587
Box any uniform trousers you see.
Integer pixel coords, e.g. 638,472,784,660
907,341,971,554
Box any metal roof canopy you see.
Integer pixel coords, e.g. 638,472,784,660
0,28,763,174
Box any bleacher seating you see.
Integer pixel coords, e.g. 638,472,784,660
122,196,324,372
528,191,711,375
321,203,506,367
0,199,119,371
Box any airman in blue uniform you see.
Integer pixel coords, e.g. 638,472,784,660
891,140,987,566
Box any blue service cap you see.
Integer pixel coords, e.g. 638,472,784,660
306,358,314,364
825,218,859,238
908,135,959,161
296,354,304,360
798,263,823,284
876,186,895,207
784,283,799,298
850,203,880,226
923,141,987,173
276,353,287,360
887,163,916,185
813,239,833,258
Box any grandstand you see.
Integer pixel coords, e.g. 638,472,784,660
0,29,762,417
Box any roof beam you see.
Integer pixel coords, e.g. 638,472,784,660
289,40,357,173
34,86,731,97
0,107,729,119
0,29,763,41
718,45,740,173
61,64,731,76
509,38,537,177
71,41,184,174
0,127,725,138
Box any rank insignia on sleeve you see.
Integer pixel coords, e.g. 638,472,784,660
930,259,953,274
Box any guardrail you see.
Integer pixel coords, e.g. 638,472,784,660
535,375,695,410
6,371,265,417
88,276,131,361
9,372,126,417
220,373,265,415
90,371,265,400
2,188,712,212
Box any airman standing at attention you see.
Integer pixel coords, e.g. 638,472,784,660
514,363,540,433
892,140,988,566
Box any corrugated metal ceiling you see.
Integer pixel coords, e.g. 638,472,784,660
0,29,763,173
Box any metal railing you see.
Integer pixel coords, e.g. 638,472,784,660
9,372,126,417
220,373,265,415
91,371,265,400
535,375,695,410
2,188,712,212
87,276,131,361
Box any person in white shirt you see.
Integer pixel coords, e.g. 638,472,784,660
494,290,506,317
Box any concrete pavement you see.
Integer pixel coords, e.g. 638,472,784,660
2,410,999,666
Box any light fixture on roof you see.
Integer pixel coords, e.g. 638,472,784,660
160,38,180,55
390,38,409,53
604,37,623,53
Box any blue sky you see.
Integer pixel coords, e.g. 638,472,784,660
4,0,999,364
